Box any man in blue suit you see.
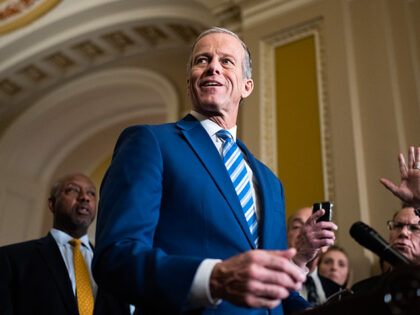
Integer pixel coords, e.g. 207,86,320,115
93,27,336,314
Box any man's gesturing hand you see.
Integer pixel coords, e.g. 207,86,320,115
209,248,306,309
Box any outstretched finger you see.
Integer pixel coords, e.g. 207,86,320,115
408,146,415,169
380,178,399,195
399,153,408,174
415,147,420,170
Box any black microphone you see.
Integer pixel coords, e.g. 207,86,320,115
349,221,410,266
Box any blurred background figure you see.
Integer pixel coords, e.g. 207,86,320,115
317,246,351,293
351,205,420,294
286,206,337,306
299,246,351,307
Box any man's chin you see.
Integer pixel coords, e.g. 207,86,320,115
193,106,222,117
393,245,411,257
73,218,93,230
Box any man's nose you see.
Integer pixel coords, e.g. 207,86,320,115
399,225,410,236
78,190,90,201
206,59,221,74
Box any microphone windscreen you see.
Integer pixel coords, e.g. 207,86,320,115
350,221,389,254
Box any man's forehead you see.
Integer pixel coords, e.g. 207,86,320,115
395,208,416,222
293,208,312,219
63,176,94,188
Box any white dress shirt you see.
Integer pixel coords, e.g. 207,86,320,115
50,228,98,299
187,111,261,309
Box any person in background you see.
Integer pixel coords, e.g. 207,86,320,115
317,246,351,297
0,173,131,315
350,146,420,296
287,206,337,306
351,205,419,294
93,27,336,315
287,206,335,274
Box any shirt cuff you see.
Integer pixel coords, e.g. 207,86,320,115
291,259,309,276
187,258,222,309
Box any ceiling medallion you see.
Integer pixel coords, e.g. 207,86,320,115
0,0,61,35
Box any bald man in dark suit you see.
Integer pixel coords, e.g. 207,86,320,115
0,173,130,315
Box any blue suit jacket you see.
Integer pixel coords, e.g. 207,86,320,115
93,115,310,314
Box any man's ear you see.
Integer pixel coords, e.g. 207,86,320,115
241,78,254,99
48,198,55,213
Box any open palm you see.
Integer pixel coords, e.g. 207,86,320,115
380,147,420,208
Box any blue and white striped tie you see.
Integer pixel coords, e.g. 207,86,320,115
216,129,259,247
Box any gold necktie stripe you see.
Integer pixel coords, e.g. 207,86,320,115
69,238,94,315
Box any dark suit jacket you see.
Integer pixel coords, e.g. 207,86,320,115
0,233,130,315
93,115,310,314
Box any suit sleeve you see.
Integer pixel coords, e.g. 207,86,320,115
92,126,203,312
0,247,13,315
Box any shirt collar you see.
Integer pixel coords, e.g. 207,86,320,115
50,228,90,249
190,110,237,140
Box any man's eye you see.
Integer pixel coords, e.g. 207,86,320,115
222,59,233,65
196,57,207,64
410,225,420,232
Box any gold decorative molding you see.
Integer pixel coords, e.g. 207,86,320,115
134,25,169,46
18,64,47,82
0,78,21,95
72,41,105,61
0,0,61,35
259,17,335,202
44,52,75,72
102,31,135,52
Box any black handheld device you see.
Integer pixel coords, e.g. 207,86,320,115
312,201,333,222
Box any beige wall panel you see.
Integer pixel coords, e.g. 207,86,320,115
0,190,38,245
240,0,419,282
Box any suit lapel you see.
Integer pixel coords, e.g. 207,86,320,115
36,233,78,314
177,115,255,248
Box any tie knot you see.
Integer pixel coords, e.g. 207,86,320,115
69,238,82,247
216,129,233,142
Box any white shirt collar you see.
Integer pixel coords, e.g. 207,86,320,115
190,110,237,140
50,228,90,249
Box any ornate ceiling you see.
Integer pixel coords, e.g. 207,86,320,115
0,0,289,133
0,0,224,132
0,19,204,102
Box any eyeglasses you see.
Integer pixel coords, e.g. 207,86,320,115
386,220,420,234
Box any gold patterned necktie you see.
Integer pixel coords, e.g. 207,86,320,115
69,238,94,315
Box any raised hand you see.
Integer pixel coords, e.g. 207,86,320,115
380,146,420,208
